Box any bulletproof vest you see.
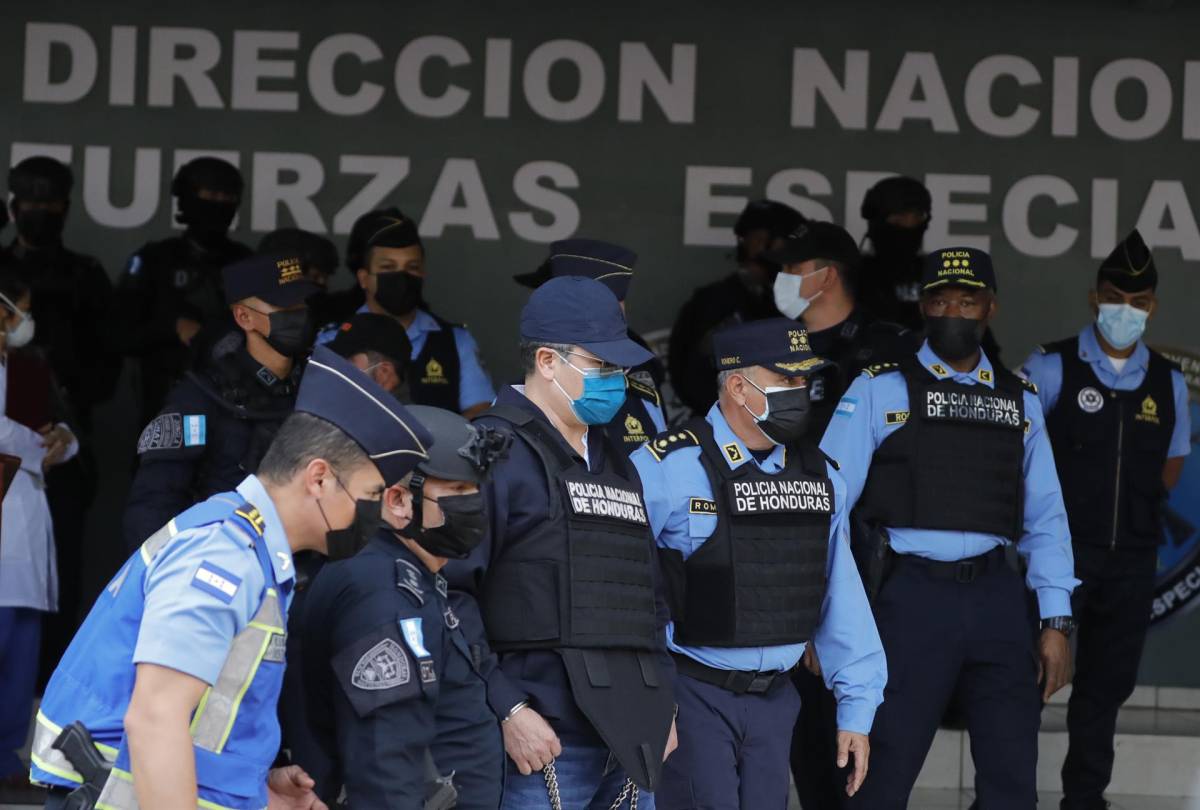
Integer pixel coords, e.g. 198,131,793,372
857,357,1027,540
1044,337,1176,549
665,419,832,647
141,235,252,326
408,314,462,410
605,374,662,450
479,405,659,653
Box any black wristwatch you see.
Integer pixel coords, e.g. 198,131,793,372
1041,616,1076,637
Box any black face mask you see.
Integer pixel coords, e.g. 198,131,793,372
926,316,985,362
262,308,315,359
374,272,423,317
745,379,812,446
400,476,487,559
15,207,66,248
323,496,381,561
868,221,927,263
179,195,238,238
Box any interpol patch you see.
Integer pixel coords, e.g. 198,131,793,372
191,561,242,604
727,477,834,515
688,497,718,515
351,639,410,690
564,480,648,525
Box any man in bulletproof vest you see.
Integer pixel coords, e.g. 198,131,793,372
668,200,804,417
122,254,318,550
855,175,931,331
444,276,678,809
513,237,668,449
316,210,495,417
824,246,1078,809
283,405,509,809
631,318,884,808
4,156,124,679
1021,229,1190,810
113,157,252,425
762,220,915,808
327,311,414,401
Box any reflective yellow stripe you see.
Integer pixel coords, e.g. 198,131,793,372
189,589,282,753
31,711,117,784
96,766,242,810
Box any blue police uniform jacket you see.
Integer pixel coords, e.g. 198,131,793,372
821,341,1079,619
32,475,295,810
631,404,886,734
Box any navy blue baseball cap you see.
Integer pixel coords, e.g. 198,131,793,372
296,345,432,486
513,238,637,301
921,246,997,293
520,276,652,368
712,318,831,377
223,254,320,307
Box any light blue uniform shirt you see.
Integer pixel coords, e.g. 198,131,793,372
822,341,1079,620
318,305,496,411
1020,325,1191,459
632,405,886,734
132,475,296,686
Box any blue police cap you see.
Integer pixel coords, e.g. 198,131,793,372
297,346,432,486
921,246,997,293
712,318,831,377
513,238,638,301
520,276,652,368
223,253,320,307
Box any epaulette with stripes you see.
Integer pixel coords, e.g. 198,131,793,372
644,427,700,462
1018,377,1038,395
861,362,901,379
627,377,661,407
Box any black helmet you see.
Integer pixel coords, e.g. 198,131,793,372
171,157,244,199
406,405,509,485
860,176,931,222
8,156,74,201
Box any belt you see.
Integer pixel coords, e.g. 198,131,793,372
673,654,790,695
895,545,1008,584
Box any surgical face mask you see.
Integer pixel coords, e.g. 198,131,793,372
319,478,381,561
374,271,423,317
14,207,66,248
925,316,985,362
256,307,315,359
1096,303,1149,351
773,267,827,320
552,352,628,426
742,376,812,445
399,477,488,559
0,294,35,348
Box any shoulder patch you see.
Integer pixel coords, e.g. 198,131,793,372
136,413,206,455
191,560,242,604
644,428,700,462
333,627,421,717
400,617,437,685
885,410,910,425
352,638,410,690
862,362,900,379
688,497,718,515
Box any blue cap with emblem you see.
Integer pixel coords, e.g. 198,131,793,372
712,317,831,377
921,246,997,293
513,238,638,301
223,253,321,307
296,345,432,485
520,275,652,368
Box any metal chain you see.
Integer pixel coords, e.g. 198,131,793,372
542,763,639,810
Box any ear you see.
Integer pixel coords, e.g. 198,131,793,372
302,458,333,498
356,268,370,292
985,294,998,321
535,346,558,380
231,303,256,331
725,372,748,407
383,484,413,525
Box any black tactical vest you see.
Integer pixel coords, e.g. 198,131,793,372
408,314,462,410
605,376,662,450
857,357,1027,540
479,406,659,653
662,419,833,648
1044,336,1177,549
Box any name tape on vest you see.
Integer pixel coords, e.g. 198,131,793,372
727,478,833,515
924,389,1022,427
565,480,648,525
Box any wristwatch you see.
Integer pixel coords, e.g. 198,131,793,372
1041,616,1076,637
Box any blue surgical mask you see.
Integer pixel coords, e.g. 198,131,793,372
1096,303,1149,351
553,352,628,425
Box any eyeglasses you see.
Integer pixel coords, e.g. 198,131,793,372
556,351,626,378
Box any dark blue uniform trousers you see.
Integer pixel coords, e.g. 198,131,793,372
659,671,801,809
846,556,1041,810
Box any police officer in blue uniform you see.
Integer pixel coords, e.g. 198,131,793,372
1021,229,1191,810
114,157,253,425
826,247,1079,809
446,276,677,809
123,254,319,550
631,318,885,809
513,238,668,449
32,346,431,810
316,210,495,416
285,405,509,809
